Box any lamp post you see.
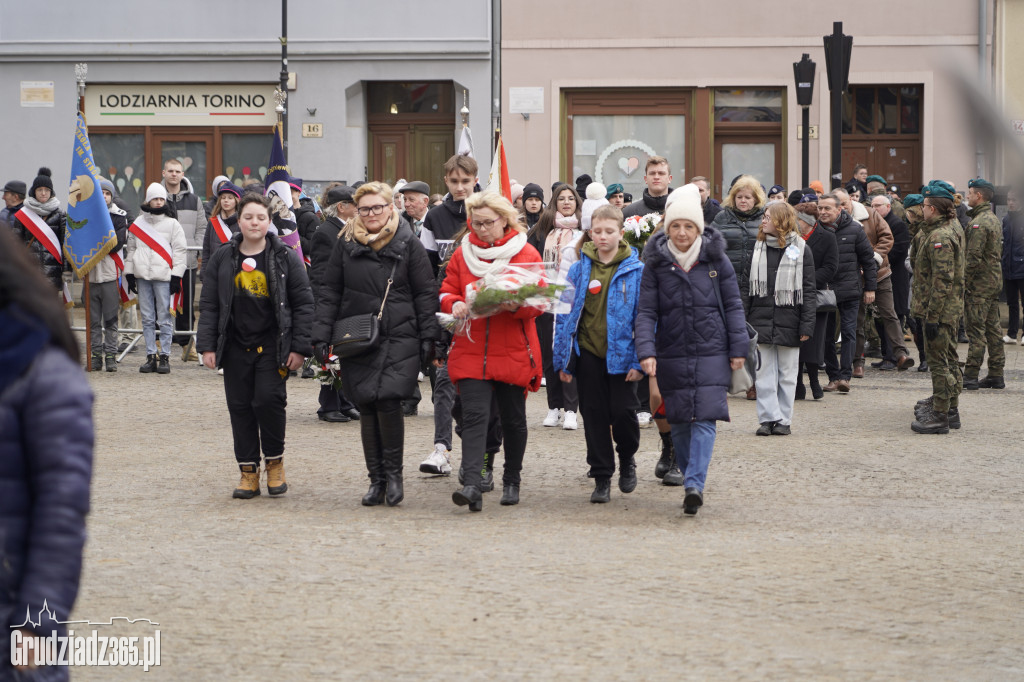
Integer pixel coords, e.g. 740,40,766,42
823,22,853,190
793,54,815,190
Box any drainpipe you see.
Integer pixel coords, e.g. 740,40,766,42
977,0,987,177
491,0,501,154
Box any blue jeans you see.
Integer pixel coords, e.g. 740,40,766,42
670,420,717,491
137,278,173,356
824,297,860,381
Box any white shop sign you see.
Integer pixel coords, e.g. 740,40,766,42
85,84,278,126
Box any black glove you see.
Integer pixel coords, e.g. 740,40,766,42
169,275,182,295
925,322,940,341
434,338,449,364
314,342,332,366
420,339,436,370
126,273,137,294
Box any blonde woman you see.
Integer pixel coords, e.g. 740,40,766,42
739,202,817,435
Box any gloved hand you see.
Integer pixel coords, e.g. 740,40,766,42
420,339,436,370
126,273,137,294
314,342,332,366
925,322,940,341
434,339,449,364
169,275,182,295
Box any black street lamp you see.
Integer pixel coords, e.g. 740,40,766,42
823,22,853,190
793,53,816,189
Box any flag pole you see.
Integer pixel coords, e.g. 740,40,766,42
76,62,92,372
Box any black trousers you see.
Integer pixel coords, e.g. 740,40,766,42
1006,278,1024,337
318,384,356,415
456,379,527,487
575,349,640,480
637,374,651,413
221,341,288,466
452,389,503,455
536,313,578,411
173,267,197,346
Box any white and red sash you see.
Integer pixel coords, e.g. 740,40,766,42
15,208,62,264
129,219,174,269
211,215,232,244
109,248,125,271
61,280,73,309
111,248,135,304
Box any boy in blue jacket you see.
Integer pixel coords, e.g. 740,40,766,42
554,204,645,503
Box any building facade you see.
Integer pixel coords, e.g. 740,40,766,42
0,1,493,206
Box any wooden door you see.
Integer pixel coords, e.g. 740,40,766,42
714,133,782,197
370,130,409,186
843,139,919,190
412,126,454,197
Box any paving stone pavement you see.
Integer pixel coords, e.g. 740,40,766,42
70,342,1024,680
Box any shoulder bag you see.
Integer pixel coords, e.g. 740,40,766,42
709,268,759,395
331,260,398,358
816,286,837,313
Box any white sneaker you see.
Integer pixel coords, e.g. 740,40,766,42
543,408,562,427
419,443,452,475
540,377,547,387
217,368,224,376
562,411,578,430
637,411,652,428
418,372,425,382
1003,335,1014,344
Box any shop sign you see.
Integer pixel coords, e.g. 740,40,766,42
84,84,277,126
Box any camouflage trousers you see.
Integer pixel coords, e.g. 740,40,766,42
964,295,1005,378
924,322,962,413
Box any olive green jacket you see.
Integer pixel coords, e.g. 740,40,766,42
911,217,965,324
964,202,1003,299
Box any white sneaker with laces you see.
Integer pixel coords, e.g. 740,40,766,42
543,408,562,427
637,411,652,427
1003,335,1014,344
419,443,452,475
562,411,578,430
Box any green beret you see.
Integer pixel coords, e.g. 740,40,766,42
928,179,956,194
605,183,624,198
902,194,924,209
922,185,954,201
866,175,887,185
968,177,995,193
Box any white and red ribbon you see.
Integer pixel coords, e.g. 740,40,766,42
129,220,174,269
211,215,232,244
15,208,62,264
62,280,73,309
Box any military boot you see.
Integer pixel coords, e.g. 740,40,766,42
911,409,950,435
233,464,261,499
978,375,1005,389
962,376,979,390
139,354,158,373
654,431,674,479
156,354,171,374
946,407,961,429
265,458,287,496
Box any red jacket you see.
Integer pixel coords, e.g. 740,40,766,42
440,230,544,390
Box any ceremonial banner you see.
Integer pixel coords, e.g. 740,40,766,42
64,113,117,276
264,122,292,209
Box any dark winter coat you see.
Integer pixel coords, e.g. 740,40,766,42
162,177,207,271
712,205,766,296
196,232,314,368
0,306,92,646
309,216,343,303
822,211,877,302
622,188,672,219
703,198,722,225
635,229,749,424
803,226,839,290
311,221,440,406
739,238,817,347
884,211,912,316
8,205,66,290
421,196,468,272
293,197,319,261
1002,211,1024,280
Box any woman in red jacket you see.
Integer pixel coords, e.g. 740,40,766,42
440,191,544,511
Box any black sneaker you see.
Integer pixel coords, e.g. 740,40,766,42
618,458,637,493
756,422,775,436
876,360,898,371
662,465,684,486
90,354,103,371
105,353,118,372
591,479,611,504
771,423,791,435
683,487,703,515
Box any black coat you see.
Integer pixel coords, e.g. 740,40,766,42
884,211,911,316
1003,212,1024,280
703,198,722,225
804,225,839,289
622,188,672,219
196,232,314,367
712,205,765,296
8,205,66,290
310,222,440,406
422,197,467,272
309,216,343,303
740,239,818,347
823,211,878,302
294,197,320,258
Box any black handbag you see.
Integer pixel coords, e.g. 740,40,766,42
709,268,760,394
331,261,397,358
816,286,837,313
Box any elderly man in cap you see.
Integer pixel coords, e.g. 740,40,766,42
0,178,26,226
866,174,906,221
398,180,430,238
961,177,1005,389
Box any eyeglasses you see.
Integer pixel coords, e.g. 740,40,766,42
356,204,390,217
472,217,505,230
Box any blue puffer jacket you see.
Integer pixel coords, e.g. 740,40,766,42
0,306,92,657
635,228,749,423
1002,211,1024,280
553,245,644,375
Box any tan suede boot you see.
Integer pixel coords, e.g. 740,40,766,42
266,458,287,496
233,464,261,499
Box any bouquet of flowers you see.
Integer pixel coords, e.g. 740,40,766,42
622,213,661,250
313,354,343,391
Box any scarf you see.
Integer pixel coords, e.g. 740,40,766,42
666,234,702,272
543,214,579,267
24,196,60,217
642,188,670,213
731,205,763,222
750,236,804,306
462,230,528,278
344,209,400,252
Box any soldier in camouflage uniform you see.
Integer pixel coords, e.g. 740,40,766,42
866,174,906,222
904,194,930,371
911,185,965,434
962,178,1005,390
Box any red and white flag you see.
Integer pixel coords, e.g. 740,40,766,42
485,133,512,203
15,208,62,264
210,215,232,244
62,280,73,309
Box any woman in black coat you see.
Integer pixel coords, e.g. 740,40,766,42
794,201,839,399
11,168,67,291
740,202,817,435
712,174,767,295
311,182,440,508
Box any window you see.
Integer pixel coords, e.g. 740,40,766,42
91,133,146,206
713,89,782,123
842,86,922,136
367,82,454,116
222,133,272,188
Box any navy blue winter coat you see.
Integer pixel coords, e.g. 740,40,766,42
553,245,644,375
0,306,92,655
1002,211,1024,280
635,229,749,423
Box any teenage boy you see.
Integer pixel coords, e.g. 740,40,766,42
197,194,314,499
419,154,477,274
622,156,673,218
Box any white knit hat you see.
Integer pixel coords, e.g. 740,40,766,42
580,182,609,231
663,184,704,233
145,182,168,204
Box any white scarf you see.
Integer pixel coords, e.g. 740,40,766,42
461,231,528,278
750,236,805,306
666,235,702,272
543,214,579,268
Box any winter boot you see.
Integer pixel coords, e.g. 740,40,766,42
978,375,1005,389
156,354,170,374
654,431,674,479
360,411,386,506
591,478,611,503
139,354,158,373
90,353,103,371
379,406,405,506
452,485,483,511
480,450,496,492
265,458,287,496
911,408,950,435
232,464,261,499
105,353,117,372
